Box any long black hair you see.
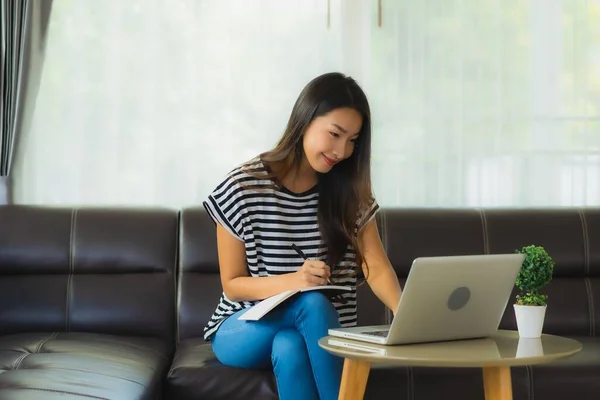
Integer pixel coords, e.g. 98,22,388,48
248,72,373,279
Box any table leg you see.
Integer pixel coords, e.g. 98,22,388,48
482,366,513,400
338,358,371,400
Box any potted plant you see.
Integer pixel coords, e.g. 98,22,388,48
513,245,555,338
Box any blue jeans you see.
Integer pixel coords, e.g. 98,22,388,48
212,291,344,400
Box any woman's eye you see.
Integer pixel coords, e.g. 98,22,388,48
329,131,339,138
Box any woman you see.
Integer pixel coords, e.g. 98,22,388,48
202,72,402,400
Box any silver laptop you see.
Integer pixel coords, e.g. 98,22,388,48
328,254,525,345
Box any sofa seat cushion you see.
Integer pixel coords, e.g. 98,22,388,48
166,339,415,400
166,338,278,400
0,332,171,400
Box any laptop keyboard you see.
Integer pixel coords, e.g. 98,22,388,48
361,330,389,337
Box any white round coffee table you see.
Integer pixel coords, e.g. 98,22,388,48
318,330,582,400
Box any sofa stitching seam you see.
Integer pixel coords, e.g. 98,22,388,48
175,210,182,345
380,209,388,254
35,365,148,386
585,277,595,337
479,209,490,254
407,366,414,400
34,332,57,354
66,209,77,332
12,353,28,370
13,388,109,400
528,364,535,400
529,366,535,400
579,209,594,336
578,208,590,275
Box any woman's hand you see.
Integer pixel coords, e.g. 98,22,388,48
217,222,334,301
293,260,331,288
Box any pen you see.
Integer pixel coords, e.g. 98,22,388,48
291,243,333,285
291,243,307,260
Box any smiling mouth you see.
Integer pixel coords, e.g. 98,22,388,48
322,154,338,166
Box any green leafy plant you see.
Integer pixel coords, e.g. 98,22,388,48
514,245,555,306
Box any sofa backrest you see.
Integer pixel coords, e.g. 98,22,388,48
3,205,597,344
381,208,600,337
177,207,225,342
178,207,600,341
0,205,178,343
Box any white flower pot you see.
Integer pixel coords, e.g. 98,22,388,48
514,304,547,338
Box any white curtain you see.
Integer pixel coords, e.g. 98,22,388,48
12,0,600,208
370,0,600,207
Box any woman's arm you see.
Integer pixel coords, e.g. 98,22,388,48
359,218,402,315
216,223,330,302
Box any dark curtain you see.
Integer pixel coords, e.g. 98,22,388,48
0,0,53,204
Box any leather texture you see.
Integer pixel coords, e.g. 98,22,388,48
168,206,600,400
0,205,177,399
167,338,278,400
1,204,599,399
0,332,171,399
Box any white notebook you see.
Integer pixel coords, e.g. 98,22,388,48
238,285,351,321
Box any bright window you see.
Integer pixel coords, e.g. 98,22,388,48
13,0,600,208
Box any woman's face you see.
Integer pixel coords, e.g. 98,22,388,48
302,107,363,174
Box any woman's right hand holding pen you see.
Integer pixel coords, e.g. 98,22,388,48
293,260,331,288
290,243,331,288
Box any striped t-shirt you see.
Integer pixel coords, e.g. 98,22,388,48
202,159,379,341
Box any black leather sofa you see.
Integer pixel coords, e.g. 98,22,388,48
1,205,599,399
0,207,177,400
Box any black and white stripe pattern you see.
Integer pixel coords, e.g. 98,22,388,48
202,160,379,341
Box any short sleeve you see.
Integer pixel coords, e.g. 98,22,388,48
202,173,247,242
357,197,380,232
